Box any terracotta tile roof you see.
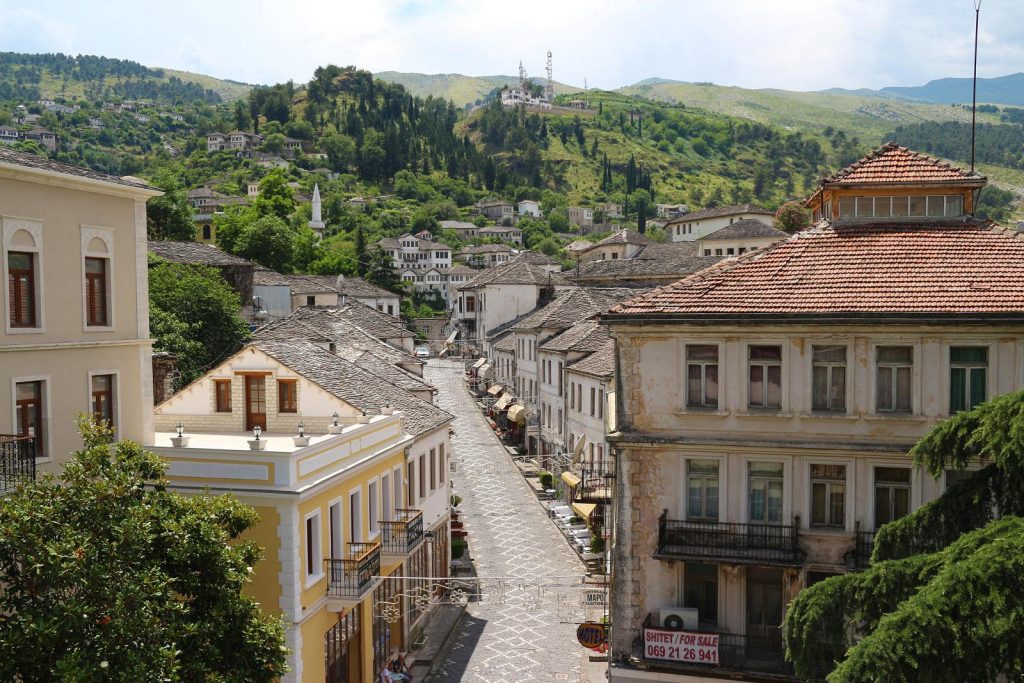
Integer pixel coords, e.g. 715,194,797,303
822,142,984,186
608,220,1024,320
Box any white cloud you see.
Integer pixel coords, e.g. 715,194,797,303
0,0,1021,90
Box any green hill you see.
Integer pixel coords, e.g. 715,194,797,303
373,71,582,107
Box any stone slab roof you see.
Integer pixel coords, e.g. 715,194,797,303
538,318,612,354
0,147,158,192
460,258,570,289
700,219,788,241
575,242,719,280
512,287,639,331
566,340,615,379
149,240,254,267
252,340,451,437
667,203,772,224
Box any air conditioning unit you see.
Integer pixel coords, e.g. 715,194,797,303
660,607,698,631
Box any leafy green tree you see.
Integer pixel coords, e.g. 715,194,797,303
290,227,323,273
235,215,296,272
214,205,257,255
364,245,401,292
146,169,195,241
149,256,250,384
252,169,295,220
775,201,810,233
785,390,1024,682
0,419,287,682
260,133,287,154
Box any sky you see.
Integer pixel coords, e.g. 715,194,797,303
0,0,1021,92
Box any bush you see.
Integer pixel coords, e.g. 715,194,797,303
451,538,467,559
450,494,462,509
590,537,605,554
539,472,553,489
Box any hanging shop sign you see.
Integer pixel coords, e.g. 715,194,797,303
576,621,608,650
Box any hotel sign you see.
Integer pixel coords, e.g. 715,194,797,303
643,628,719,665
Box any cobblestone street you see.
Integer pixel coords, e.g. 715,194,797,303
424,360,596,683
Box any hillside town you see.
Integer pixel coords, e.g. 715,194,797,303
2,5,1024,683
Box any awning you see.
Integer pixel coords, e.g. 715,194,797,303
479,364,493,379
561,471,582,487
487,384,504,396
572,502,597,519
507,404,527,424
494,394,513,410
446,329,459,344
473,357,487,369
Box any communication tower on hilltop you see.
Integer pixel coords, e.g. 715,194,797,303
519,61,528,91
545,50,554,102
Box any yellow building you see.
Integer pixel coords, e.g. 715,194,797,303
0,147,160,481
152,339,453,682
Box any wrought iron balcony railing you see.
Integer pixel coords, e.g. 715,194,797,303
846,522,875,570
325,542,381,598
379,508,423,555
575,466,613,502
0,435,36,494
656,511,805,566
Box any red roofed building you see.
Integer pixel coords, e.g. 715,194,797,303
603,145,1024,683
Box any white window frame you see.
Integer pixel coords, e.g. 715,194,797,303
86,369,121,440
303,509,324,587
3,217,45,335
808,342,852,414
381,473,392,522
683,457,724,522
348,486,362,543
682,341,722,411
80,225,115,332
740,455,791,525
392,466,403,514
807,462,850,531
367,477,380,539
744,341,786,412
870,342,919,416
871,463,915,531
10,374,52,462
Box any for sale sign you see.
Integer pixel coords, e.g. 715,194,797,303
643,628,719,665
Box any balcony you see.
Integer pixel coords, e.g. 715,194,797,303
656,512,805,566
846,522,874,570
575,467,612,503
0,435,36,495
379,509,424,556
325,541,381,610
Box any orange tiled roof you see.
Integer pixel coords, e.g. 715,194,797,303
606,221,1024,319
824,142,983,186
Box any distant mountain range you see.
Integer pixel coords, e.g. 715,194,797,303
825,72,1024,106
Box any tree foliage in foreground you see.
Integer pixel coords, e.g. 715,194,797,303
784,390,1024,682
0,420,288,682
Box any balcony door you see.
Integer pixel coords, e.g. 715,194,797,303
244,375,267,431
746,568,783,650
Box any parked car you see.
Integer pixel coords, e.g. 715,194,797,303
414,346,431,358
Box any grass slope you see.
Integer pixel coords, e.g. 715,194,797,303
374,71,582,107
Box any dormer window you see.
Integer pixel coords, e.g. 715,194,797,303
838,194,964,220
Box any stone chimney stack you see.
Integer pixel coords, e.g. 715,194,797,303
152,352,179,405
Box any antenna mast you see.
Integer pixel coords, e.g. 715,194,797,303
519,61,527,92
545,50,554,101
970,0,981,173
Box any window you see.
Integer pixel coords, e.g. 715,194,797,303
577,384,582,412
306,295,316,306
429,448,437,491
598,388,605,419
945,468,974,492
439,444,446,486
748,462,783,523
874,467,910,528
683,562,718,628
419,454,426,500
748,345,782,409
570,382,575,410
8,251,36,327
812,345,846,412
328,502,342,559
589,387,596,416
686,460,719,521
686,345,719,408
810,464,845,528
202,224,211,240
368,480,379,536
950,347,987,413
876,346,912,413
278,379,297,413
214,379,232,412
84,257,109,326
15,380,44,457
393,470,403,516
714,249,723,256
557,408,563,435
349,490,362,542
91,374,115,429
305,511,322,580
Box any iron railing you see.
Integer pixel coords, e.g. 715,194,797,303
638,614,793,676
575,467,613,502
380,509,423,554
325,542,381,598
0,435,35,494
657,511,805,565
846,522,875,569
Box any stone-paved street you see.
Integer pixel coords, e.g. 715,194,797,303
425,360,591,683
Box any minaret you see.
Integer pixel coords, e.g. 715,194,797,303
309,183,325,237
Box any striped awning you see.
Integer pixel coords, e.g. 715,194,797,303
507,404,527,424
561,471,582,487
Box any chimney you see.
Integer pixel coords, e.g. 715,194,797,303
152,352,179,404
